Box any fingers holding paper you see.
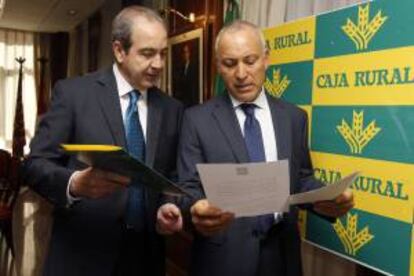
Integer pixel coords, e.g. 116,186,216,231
191,199,235,236
69,167,130,199
313,188,355,218
156,203,183,235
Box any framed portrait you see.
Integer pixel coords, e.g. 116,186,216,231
168,28,203,107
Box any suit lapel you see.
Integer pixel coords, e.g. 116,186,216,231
266,93,292,161
212,95,249,163
96,68,127,148
145,88,162,167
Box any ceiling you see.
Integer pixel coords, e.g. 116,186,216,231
0,0,106,33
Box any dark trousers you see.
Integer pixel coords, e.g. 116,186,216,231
113,228,151,276
257,221,303,276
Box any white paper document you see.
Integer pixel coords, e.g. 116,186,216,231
288,171,359,205
197,160,290,217
197,160,359,217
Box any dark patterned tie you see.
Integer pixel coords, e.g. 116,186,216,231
124,89,145,230
240,103,274,235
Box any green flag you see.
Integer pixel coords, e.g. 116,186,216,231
214,0,240,96
224,0,240,24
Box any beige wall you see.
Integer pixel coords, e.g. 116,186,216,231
97,0,122,69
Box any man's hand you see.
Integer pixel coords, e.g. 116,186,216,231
69,167,130,199
191,199,234,236
313,188,354,218
156,203,183,235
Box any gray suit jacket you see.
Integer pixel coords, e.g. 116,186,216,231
178,92,327,276
24,68,183,276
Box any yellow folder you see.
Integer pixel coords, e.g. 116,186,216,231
61,144,191,197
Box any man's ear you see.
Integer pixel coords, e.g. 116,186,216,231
216,63,222,74
112,41,125,64
263,48,270,70
215,55,223,74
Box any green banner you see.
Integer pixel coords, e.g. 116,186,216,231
265,62,313,105
311,106,414,164
263,0,414,274
306,210,411,276
316,0,414,58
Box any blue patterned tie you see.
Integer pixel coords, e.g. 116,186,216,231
240,103,274,235
124,90,145,230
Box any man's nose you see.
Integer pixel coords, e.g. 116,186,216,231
235,64,247,80
151,54,164,69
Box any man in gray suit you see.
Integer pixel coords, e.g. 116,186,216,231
24,6,183,276
178,20,354,276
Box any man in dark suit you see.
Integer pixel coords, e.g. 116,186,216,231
178,20,354,276
24,6,183,276
173,43,199,107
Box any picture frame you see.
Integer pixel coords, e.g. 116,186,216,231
167,28,203,107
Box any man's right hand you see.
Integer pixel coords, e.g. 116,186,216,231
191,199,234,236
69,167,130,199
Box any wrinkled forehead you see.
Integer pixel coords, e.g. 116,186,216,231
217,29,264,59
130,18,167,41
131,16,164,32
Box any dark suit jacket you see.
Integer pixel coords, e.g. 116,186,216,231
24,68,183,276
173,61,199,107
178,92,327,276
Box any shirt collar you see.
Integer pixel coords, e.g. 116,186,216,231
113,63,147,100
229,87,267,110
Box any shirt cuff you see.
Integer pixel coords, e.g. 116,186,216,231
273,212,282,224
67,171,82,205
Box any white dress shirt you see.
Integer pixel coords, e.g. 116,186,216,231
229,89,278,162
113,63,148,141
67,64,149,203
229,89,282,222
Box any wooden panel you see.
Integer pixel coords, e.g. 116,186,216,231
165,1,223,274
166,231,193,276
168,0,223,101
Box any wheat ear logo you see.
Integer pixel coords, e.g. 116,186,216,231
337,110,381,154
264,68,291,98
333,212,374,256
342,3,387,51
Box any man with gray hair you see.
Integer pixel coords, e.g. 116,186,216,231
178,20,354,275
24,5,183,276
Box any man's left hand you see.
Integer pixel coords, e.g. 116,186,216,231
156,203,183,235
313,189,354,218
